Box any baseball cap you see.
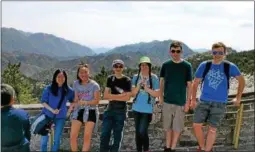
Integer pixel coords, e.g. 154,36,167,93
139,56,151,64
112,59,124,67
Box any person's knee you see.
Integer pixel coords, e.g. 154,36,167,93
208,126,217,134
70,131,79,141
84,132,92,139
100,129,111,140
193,123,203,129
138,129,147,138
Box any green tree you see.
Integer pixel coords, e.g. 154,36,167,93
2,63,38,104
93,66,108,98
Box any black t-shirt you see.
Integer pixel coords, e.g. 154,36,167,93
106,75,132,112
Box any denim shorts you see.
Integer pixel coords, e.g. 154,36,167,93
193,99,226,128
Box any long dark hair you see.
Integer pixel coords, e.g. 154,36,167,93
76,63,90,84
134,63,153,104
50,69,68,97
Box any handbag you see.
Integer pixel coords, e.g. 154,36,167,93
31,90,65,136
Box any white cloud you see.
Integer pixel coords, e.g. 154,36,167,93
2,1,254,51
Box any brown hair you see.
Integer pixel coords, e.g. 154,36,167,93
1,84,16,106
77,62,90,84
212,42,226,53
169,40,182,50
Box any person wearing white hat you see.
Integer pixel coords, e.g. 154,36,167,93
131,56,160,152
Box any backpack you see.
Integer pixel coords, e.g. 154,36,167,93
201,60,230,89
31,89,66,136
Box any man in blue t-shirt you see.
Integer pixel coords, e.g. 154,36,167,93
191,42,245,152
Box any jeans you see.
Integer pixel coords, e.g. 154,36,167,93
134,111,152,152
40,118,65,152
100,110,126,152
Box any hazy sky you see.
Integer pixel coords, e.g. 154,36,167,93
2,1,254,51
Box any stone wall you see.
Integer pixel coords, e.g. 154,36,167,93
19,96,255,151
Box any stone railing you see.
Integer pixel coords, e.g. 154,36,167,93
15,92,255,151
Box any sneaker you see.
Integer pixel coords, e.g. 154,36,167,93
197,146,204,152
164,147,171,152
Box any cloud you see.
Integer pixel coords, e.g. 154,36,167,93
2,1,254,51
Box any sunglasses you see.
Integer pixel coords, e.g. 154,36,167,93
113,64,123,69
171,50,181,54
212,50,224,55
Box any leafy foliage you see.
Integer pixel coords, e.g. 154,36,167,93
1,63,41,104
186,49,255,75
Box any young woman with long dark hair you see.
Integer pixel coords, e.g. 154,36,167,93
131,56,160,152
40,69,74,151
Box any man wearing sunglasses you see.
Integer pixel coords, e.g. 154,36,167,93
159,41,193,152
191,42,245,152
100,59,132,152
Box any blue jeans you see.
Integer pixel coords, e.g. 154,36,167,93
134,111,152,152
100,110,126,152
40,118,65,152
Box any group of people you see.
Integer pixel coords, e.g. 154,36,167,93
1,41,245,152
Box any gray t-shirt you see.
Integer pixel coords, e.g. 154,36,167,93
73,80,100,103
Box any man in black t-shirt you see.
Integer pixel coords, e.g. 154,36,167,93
100,59,132,152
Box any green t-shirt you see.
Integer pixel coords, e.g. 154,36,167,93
160,59,192,106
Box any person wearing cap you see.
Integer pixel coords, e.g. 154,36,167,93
100,59,132,152
131,56,160,152
1,83,31,152
159,41,193,152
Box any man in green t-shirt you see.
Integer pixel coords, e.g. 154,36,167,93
159,41,193,152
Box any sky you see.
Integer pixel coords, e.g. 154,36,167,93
2,1,254,51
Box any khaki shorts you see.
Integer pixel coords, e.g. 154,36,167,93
163,102,185,132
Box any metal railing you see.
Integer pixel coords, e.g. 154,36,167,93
13,92,254,150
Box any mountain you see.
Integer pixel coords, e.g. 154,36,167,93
105,40,195,62
193,48,209,52
1,27,96,57
31,52,145,82
93,47,111,54
2,51,58,77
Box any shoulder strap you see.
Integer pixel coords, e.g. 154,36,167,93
111,75,115,84
133,74,141,103
223,61,230,89
202,61,212,80
53,89,66,119
201,60,212,88
57,90,66,109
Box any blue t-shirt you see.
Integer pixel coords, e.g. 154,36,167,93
195,61,241,103
131,74,160,113
41,85,74,118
